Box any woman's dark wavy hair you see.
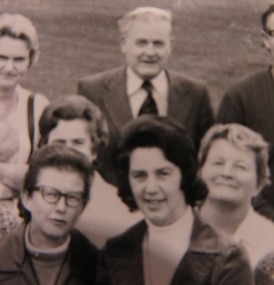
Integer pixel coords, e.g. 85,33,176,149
262,5,274,33
113,115,208,211
19,145,93,223
38,94,109,169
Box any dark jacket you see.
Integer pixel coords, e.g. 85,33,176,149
0,223,99,285
78,66,214,185
96,214,253,285
216,67,274,221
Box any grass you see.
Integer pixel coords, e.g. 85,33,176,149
0,0,271,112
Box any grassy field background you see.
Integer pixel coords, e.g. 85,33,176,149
0,0,272,112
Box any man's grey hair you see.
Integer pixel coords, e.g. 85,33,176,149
118,7,172,37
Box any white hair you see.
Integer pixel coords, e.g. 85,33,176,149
118,7,172,37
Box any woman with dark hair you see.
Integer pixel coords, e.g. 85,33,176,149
96,115,253,285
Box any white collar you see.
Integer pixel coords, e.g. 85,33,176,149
146,205,193,234
25,223,71,256
126,67,168,97
233,207,266,247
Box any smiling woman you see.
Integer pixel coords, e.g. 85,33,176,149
96,115,253,285
0,14,49,233
199,123,274,269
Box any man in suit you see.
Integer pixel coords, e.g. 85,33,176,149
216,5,274,221
78,7,213,185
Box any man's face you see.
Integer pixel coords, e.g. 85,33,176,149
263,12,274,59
121,18,172,80
23,167,85,248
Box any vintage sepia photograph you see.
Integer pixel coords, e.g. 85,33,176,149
0,0,273,284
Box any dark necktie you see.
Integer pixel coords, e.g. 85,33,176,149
138,80,158,116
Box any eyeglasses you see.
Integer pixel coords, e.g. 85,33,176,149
34,185,86,207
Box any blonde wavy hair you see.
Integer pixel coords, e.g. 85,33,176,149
0,13,39,67
198,123,270,191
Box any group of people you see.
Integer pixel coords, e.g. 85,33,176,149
0,4,273,285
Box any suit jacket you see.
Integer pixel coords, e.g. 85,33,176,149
216,67,274,221
96,212,253,285
78,66,214,184
0,223,99,285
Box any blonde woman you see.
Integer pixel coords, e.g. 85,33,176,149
199,123,274,269
0,14,48,228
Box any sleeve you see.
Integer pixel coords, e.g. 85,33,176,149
212,243,254,285
216,89,245,125
96,249,112,285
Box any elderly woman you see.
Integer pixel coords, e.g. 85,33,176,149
0,14,48,225
96,115,253,285
0,145,99,284
38,94,143,247
199,123,274,269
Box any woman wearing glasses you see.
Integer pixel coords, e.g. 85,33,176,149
0,145,99,285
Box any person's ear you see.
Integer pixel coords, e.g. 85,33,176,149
120,35,127,53
21,190,31,212
262,30,271,51
91,153,97,163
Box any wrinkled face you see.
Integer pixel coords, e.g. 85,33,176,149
121,18,172,80
48,119,96,163
200,139,258,207
0,36,30,90
129,147,186,226
24,167,85,248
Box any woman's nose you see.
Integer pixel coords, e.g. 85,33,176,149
55,196,67,212
145,175,159,194
221,163,234,178
145,43,156,56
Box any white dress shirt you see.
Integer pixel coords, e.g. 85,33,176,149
126,67,168,118
232,207,274,269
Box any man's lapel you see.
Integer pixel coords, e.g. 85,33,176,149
167,70,192,124
102,67,133,133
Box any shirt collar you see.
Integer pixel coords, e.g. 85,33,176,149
126,67,168,97
127,67,144,96
233,207,258,247
25,223,71,256
151,69,168,97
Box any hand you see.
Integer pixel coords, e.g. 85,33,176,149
0,204,17,238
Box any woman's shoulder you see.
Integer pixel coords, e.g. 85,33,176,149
104,219,146,253
17,85,49,106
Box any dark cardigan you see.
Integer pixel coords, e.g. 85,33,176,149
0,223,99,285
96,210,253,285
